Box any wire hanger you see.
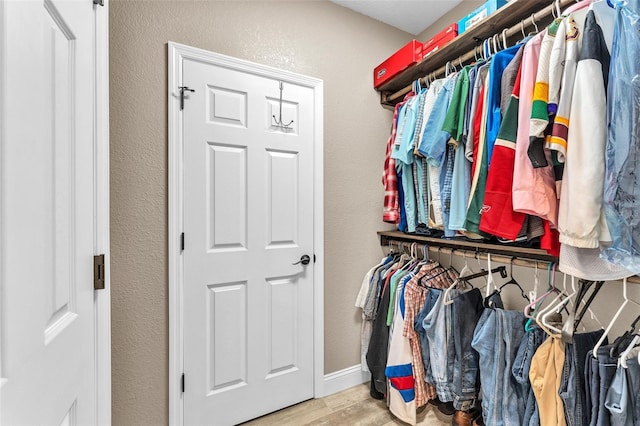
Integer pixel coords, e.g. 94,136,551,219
272,81,294,130
593,278,640,358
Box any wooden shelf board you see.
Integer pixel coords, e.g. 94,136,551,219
380,230,555,262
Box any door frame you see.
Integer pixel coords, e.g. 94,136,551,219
167,42,324,426
95,2,112,425
0,0,111,424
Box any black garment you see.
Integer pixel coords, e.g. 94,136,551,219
366,282,391,396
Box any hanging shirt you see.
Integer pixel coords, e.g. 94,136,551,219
383,93,414,224
418,74,458,166
485,44,521,163
558,10,610,249
442,66,472,231
386,281,417,425
480,67,527,240
512,31,558,226
465,71,491,236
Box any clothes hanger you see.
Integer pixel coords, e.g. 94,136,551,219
525,264,560,331
609,313,640,358
530,13,539,35
492,34,501,54
534,272,572,333
619,334,640,368
593,278,640,358
502,29,509,49
495,258,529,301
571,280,605,332
538,274,578,335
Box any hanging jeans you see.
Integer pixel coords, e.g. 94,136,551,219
513,326,547,426
559,330,605,426
472,305,526,426
624,357,640,423
450,288,484,410
586,346,617,426
605,365,633,426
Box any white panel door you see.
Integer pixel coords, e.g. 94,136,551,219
183,58,316,425
1,0,97,424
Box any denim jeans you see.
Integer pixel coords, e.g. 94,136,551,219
415,289,441,386
605,365,633,426
423,288,458,402
471,299,525,426
559,330,604,426
513,326,546,426
450,288,484,410
624,357,640,424
586,346,617,426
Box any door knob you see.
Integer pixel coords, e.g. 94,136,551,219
292,254,311,266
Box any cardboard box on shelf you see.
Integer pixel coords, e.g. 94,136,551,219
422,23,458,58
458,0,508,34
373,40,424,89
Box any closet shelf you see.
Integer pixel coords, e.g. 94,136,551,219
379,231,640,284
378,230,557,262
377,0,573,107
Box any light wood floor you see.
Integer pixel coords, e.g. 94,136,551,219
241,383,451,425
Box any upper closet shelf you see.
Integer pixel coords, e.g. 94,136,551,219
376,0,572,107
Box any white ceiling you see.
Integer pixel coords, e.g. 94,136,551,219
330,0,464,35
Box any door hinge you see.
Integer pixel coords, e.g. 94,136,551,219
178,86,195,111
180,233,185,252
181,374,185,393
94,254,105,290
93,0,104,6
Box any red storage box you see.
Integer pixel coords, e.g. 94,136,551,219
373,40,424,89
423,23,458,58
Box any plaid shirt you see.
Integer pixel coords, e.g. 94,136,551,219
383,93,414,223
401,262,445,406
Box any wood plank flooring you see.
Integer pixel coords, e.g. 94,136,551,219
241,383,451,425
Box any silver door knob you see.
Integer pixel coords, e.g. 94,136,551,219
292,255,311,266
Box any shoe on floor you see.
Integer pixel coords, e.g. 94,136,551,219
451,409,480,426
437,401,456,416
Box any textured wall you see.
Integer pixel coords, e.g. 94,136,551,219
109,1,408,424
417,0,485,41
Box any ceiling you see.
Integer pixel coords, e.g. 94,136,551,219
330,0,464,35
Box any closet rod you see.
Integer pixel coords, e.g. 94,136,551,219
385,240,640,285
386,240,554,269
383,0,574,105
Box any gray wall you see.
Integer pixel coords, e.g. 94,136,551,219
109,1,408,424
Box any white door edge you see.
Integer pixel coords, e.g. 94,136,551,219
167,41,324,426
95,2,112,425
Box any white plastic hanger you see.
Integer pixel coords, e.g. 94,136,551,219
485,253,495,298
593,278,640,358
443,252,473,306
540,275,577,334
619,334,640,368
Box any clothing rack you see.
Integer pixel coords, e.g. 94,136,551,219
379,230,640,284
380,0,576,106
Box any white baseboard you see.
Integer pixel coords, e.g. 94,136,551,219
321,364,370,398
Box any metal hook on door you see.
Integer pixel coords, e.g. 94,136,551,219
272,81,294,130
